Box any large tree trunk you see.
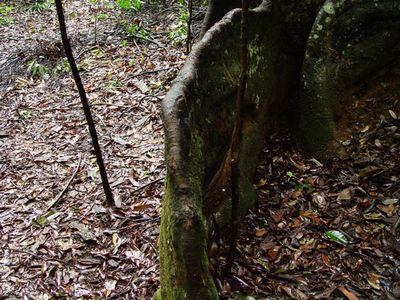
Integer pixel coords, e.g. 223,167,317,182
200,0,241,38
155,0,400,299
296,0,400,158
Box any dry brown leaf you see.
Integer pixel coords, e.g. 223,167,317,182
280,285,295,298
314,287,336,299
290,190,302,199
374,139,382,147
358,165,383,177
337,187,353,201
367,272,381,290
361,125,370,133
321,253,330,266
338,286,359,300
389,109,397,119
132,203,151,211
260,242,276,251
312,193,327,209
267,246,281,261
290,158,308,171
377,203,396,217
291,218,303,228
255,228,267,237
271,210,284,222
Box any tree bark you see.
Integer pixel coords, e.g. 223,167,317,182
297,0,400,159
155,0,400,298
156,1,311,298
200,0,241,38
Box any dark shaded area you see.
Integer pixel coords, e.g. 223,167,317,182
218,78,400,299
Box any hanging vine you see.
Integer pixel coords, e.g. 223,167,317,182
225,0,249,275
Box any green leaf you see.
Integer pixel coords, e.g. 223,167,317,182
116,0,131,11
363,212,383,220
132,0,141,11
325,230,348,245
286,171,294,178
19,110,32,119
32,210,56,227
116,0,141,12
33,215,49,226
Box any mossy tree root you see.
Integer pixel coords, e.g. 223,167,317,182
296,0,400,159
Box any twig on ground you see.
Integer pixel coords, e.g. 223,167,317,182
55,0,115,206
9,248,70,265
393,215,400,234
132,177,164,194
46,155,82,210
128,68,170,79
76,45,100,60
133,39,148,58
129,34,161,47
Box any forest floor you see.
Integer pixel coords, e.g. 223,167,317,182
1,1,400,300
212,78,400,300
0,1,193,298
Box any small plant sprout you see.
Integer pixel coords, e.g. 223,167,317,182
0,3,14,25
28,0,51,13
26,59,48,78
116,0,142,12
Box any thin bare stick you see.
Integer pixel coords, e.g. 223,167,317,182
9,248,71,265
55,0,114,206
129,34,161,47
132,177,164,195
47,155,82,210
186,0,193,53
128,68,170,79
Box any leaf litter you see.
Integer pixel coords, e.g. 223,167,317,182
0,0,194,298
1,1,400,299
211,78,400,299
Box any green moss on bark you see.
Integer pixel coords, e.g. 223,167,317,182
297,0,400,159
158,3,277,298
158,132,218,299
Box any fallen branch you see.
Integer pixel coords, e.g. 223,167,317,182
47,155,82,210
76,45,100,60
